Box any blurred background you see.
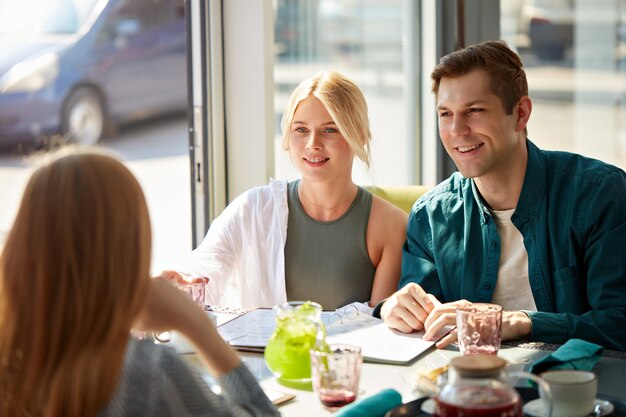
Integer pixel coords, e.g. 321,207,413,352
1,0,625,273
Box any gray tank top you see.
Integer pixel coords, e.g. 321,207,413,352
284,180,375,310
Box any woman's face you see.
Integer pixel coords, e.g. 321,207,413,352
288,96,354,182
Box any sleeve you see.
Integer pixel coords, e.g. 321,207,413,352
399,207,443,298
159,350,280,417
182,195,246,305
528,169,626,351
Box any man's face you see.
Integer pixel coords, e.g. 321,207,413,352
436,69,525,180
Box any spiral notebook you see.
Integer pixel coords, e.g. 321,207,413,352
216,303,451,365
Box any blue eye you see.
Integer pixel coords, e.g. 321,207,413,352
294,127,308,133
323,127,338,134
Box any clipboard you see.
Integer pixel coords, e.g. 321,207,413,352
217,308,275,352
216,306,452,364
215,306,378,352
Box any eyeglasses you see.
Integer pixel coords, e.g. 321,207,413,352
325,304,361,327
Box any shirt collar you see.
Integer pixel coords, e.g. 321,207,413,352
470,179,492,224
514,139,544,221
469,139,544,223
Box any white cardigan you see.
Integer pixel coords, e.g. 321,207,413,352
183,179,289,309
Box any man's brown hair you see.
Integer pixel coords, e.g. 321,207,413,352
431,40,528,115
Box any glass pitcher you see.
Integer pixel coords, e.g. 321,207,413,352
435,354,553,417
264,301,326,383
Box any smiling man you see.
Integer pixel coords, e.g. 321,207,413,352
376,40,626,351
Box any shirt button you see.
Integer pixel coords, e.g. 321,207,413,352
491,240,497,248
483,283,491,290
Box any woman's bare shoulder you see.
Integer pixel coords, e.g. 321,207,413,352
369,195,408,234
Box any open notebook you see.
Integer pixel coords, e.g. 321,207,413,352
216,303,451,365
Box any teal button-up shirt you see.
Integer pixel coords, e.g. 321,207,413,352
401,140,626,351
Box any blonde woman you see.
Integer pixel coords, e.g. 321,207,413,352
0,149,279,416
170,71,408,310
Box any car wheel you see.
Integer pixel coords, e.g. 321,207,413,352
62,87,105,145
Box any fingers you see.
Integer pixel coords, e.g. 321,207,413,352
423,299,471,341
405,284,437,321
381,284,441,333
156,270,183,280
423,299,466,330
423,308,455,340
435,328,458,349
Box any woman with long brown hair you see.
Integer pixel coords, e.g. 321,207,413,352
0,148,278,416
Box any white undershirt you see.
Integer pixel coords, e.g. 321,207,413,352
490,209,537,312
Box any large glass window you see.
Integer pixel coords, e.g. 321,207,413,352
0,0,190,273
502,0,626,170
273,0,418,185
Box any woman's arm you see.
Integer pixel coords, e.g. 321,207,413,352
366,196,408,306
133,277,240,375
132,278,279,416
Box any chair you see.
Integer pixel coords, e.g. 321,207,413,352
365,185,431,214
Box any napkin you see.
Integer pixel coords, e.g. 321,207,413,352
334,388,402,417
529,338,604,374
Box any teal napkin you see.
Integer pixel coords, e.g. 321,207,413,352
334,388,402,417
529,338,604,374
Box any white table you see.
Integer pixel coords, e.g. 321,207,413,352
183,341,626,416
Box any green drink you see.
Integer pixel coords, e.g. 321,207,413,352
265,301,326,383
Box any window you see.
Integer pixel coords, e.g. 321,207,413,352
273,0,419,186
502,0,626,170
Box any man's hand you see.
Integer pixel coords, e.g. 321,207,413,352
501,310,532,341
422,299,470,348
422,304,532,350
380,283,441,332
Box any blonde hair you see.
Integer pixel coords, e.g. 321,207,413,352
281,71,372,167
0,147,152,416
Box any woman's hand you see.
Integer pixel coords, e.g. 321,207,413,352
133,276,201,335
133,276,242,376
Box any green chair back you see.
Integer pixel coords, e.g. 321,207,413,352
365,185,431,214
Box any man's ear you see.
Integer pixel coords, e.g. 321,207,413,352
515,96,532,132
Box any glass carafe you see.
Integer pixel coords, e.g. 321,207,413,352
264,301,326,383
436,354,552,417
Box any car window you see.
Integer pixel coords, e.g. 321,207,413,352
113,0,168,30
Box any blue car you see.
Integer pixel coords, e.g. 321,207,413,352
0,0,187,148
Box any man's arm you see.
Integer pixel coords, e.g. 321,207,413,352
530,169,626,351
423,307,533,349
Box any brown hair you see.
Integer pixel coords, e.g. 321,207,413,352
431,40,528,115
281,71,372,167
0,147,152,416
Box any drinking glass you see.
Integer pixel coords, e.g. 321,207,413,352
456,303,502,355
310,344,363,411
154,274,210,344
169,274,209,308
